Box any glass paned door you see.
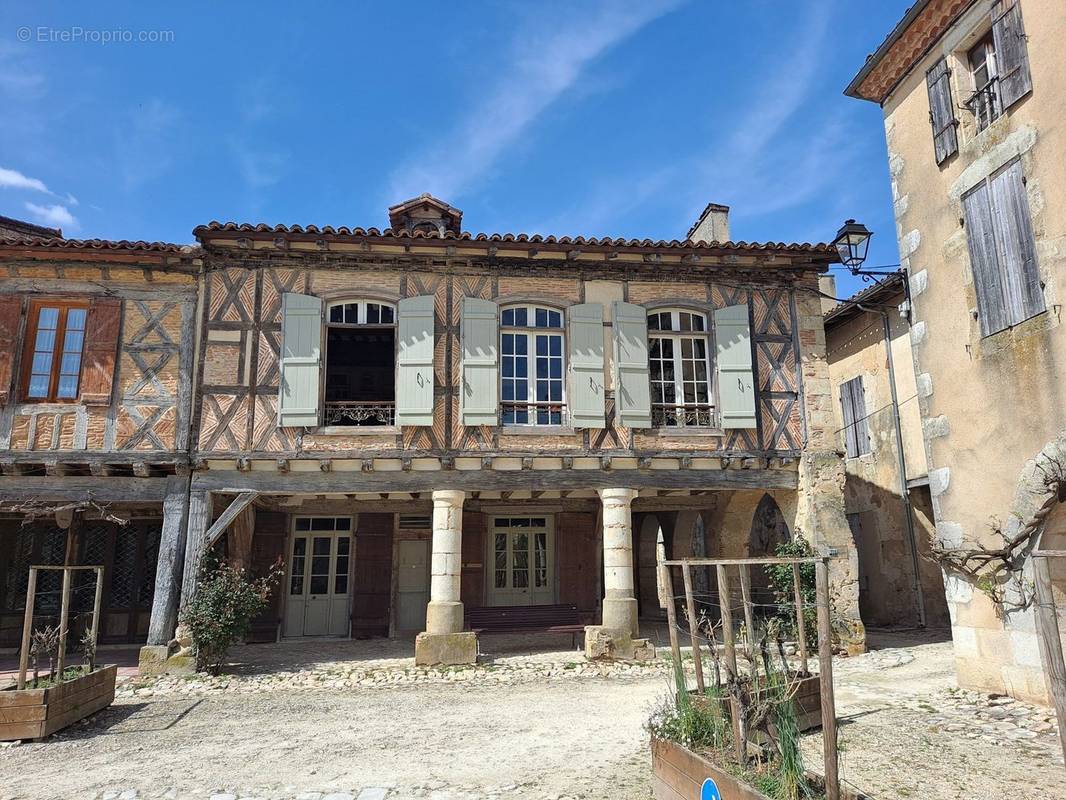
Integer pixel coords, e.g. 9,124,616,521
284,517,352,637
488,517,554,606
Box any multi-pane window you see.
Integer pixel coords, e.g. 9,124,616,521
23,301,87,401
648,310,714,427
500,305,565,426
324,300,396,426
966,34,1000,132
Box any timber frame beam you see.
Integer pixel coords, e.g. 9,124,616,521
192,468,797,494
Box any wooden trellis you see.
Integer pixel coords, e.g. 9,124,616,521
17,565,104,690
1031,548,1066,765
659,555,839,800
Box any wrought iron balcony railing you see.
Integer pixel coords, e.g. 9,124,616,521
652,403,715,428
965,79,1000,132
324,401,395,427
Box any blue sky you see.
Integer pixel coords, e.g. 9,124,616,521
1,1,910,298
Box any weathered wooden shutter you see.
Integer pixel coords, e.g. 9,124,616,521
840,377,869,458
396,295,436,427
715,304,757,430
277,292,322,427
992,2,1033,110
80,297,123,405
459,297,498,426
989,159,1043,323
612,302,652,429
926,58,958,165
567,303,605,429
0,295,22,404
963,182,1009,336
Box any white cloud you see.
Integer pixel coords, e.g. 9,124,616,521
23,202,77,231
0,166,50,193
232,142,288,189
388,0,683,202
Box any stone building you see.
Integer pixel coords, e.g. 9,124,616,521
846,0,1066,701
824,274,949,629
0,198,867,668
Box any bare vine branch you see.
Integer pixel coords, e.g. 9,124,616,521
1,494,130,527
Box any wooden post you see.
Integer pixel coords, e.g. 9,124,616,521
815,559,840,800
717,564,744,760
661,561,684,676
682,564,705,693
716,564,738,681
55,567,72,681
739,564,756,654
17,567,37,690
148,475,191,646
179,489,212,610
792,563,810,675
90,566,104,672
1033,555,1066,764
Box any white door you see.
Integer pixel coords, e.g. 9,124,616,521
487,516,554,606
284,517,352,638
396,539,430,631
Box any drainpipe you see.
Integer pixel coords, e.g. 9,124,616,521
856,299,927,628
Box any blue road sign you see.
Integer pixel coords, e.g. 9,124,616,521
701,777,722,800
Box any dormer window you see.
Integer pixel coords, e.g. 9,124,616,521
324,300,396,426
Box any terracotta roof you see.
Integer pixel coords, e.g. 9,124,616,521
0,215,63,238
0,235,195,254
194,221,837,256
824,273,906,325
844,0,976,103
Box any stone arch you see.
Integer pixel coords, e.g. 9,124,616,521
747,493,792,605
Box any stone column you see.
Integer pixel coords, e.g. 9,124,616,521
415,489,477,665
585,488,654,661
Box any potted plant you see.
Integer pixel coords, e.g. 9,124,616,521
1,566,117,742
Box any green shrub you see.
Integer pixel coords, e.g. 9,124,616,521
764,539,818,651
180,555,282,674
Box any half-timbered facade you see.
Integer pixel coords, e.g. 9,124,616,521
163,196,865,666
0,233,199,648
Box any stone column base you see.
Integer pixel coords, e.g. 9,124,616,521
138,644,196,677
583,625,655,661
414,631,478,666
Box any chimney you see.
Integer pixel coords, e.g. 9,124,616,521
687,202,730,244
818,275,838,315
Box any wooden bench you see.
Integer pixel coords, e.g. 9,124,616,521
465,604,585,649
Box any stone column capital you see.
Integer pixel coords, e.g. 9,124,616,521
598,487,638,504
431,489,466,507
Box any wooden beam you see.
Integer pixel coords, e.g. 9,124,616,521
815,559,840,800
191,468,798,494
1033,555,1066,763
203,491,259,548
0,477,169,502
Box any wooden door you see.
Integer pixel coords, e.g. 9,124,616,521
487,516,554,606
396,539,429,631
283,517,352,638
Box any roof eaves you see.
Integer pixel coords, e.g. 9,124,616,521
844,0,933,102
824,273,905,325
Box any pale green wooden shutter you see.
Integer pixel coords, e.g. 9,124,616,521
460,297,498,426
567,303,605,429
715,304,756,429
612,301,651,429
396,295,435,426
278,292,322,427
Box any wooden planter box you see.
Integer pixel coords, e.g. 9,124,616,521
689,673,823,734
652,737,867,800
0,665,117,741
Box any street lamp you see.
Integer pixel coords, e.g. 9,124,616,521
832,219,872,271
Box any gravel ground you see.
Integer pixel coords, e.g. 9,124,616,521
0,630,1062,800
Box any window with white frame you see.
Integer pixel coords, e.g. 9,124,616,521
324,300,396,426
966,33,1000,132
500,305,565,426
647,309,714,427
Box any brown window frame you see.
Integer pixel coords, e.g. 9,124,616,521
20,299,90,403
